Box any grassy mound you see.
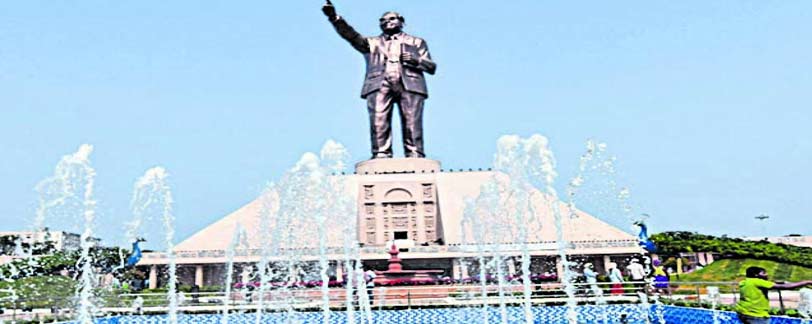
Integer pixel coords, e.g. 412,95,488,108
675,258,812,282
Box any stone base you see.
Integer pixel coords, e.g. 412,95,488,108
355,158,441,175
374,269,445,285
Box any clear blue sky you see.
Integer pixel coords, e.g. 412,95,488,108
1,1,810,249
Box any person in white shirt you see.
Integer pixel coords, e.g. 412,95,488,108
626,258,647,293
583,263,603,298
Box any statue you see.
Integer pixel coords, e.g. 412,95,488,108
322,1,437,159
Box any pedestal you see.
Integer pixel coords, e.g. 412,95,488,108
355,158,444,247
355,158,441,174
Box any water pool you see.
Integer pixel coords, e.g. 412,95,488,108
79,304,807,324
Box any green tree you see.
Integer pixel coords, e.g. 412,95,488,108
650,231,812,267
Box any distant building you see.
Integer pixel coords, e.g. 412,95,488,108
139,159,644,289
745,235,812,248
0,230,101,265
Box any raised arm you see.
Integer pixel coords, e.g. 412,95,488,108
322,1,369,54
772,280,812,290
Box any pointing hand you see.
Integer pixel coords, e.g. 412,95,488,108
322,0,337,19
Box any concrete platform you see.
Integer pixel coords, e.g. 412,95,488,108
355,158,441,175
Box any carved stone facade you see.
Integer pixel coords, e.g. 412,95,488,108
355,158,444,247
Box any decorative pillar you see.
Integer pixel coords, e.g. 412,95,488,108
195,265,204,287
676,257,683,275
461,260,469,278
149,265,158,289
452,259,461,279
336,262,345,283
705,252,715,264
602,255,612,273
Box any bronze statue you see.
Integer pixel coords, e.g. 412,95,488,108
322,1,437,159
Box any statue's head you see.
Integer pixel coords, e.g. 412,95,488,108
379,11,404,35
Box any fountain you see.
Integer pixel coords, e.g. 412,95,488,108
374,244,443,285
131,167,179,323
222,223,245,324
799,288,812,320
23,144,100,323
5,139,808,324
706,286,721,324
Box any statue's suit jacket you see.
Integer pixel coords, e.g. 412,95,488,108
329,16,437,99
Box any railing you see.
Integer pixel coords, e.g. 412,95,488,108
143,240,641,260
2,281,807,321
667,281,806,314
96,282,647,312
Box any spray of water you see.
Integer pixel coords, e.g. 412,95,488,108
36,144,100,324
249,140,355,322
565,140,612,319
798,288,812,320
460,135,585,323
254,185,280,322
460,200,491,324
131,167,178,323
222,223,246,324
706,286,720,324
23,143,95,294
31,146,94,240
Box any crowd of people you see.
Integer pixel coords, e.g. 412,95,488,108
576,257,672,297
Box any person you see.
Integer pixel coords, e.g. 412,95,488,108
582,263,603,298
608,262,625,296
365,268,377,302
347,268,364,303
322,1,437,159
245,284,256,303
626,258,646,293
735,266,812,324
651,259,670,296
190,285,200,304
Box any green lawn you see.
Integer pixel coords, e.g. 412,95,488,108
675,258,812,283
0,275,77,308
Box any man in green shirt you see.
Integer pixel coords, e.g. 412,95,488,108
735,266,812,324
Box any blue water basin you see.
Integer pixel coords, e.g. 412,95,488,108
80,304,806,323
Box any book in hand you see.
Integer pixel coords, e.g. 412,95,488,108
401,43,420,68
